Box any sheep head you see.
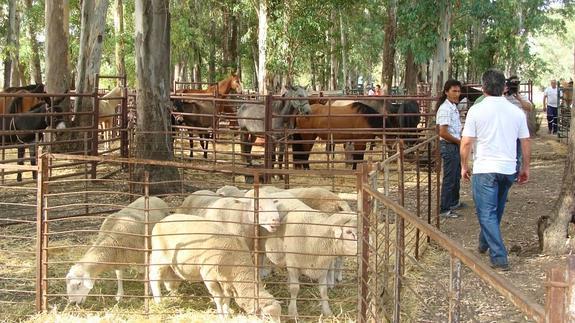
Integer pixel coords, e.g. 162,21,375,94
244,197,281,233
334,224,358,256
66,264,95,304
259,300,282,322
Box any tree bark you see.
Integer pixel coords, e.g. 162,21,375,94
221,6,230,74
339,11,349,91
430,0,452,96
24,0,42,84
134,0,179,192
9,0,21,87
209,13,216,83
113,0,126,84
404,48,418,95
381,0,397,95
256,0,267,95
45,1,70,97
329,10,337,91
74,0,109,128
4,0,18,88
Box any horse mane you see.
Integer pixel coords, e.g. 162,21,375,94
350,102,383,128
3,83,45,93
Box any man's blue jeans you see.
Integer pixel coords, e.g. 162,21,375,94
547,105,558,133
440,141,460,212
472,173,516,266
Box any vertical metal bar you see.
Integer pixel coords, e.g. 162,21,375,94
568,255,575,322
143,172,150,314
448,256,462,323
434,135,441,229
356,164,365,323
357,164,370,323
35,147,46,312
397,140,405,207
427,140,432,242
415,149,421,260
120,76,129,159
393,210,404,323
253,174,261,314
91,75,100,179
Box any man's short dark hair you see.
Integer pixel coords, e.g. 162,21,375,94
481,69,505,96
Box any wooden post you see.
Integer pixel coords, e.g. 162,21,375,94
545,265,567,322
448,256,461,323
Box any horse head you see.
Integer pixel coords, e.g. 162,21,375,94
285,85,312,115
230,74,243,94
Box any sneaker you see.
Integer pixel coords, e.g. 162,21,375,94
450,201,466,210
440,210,460,218
490,263,510,272
477,246,488,254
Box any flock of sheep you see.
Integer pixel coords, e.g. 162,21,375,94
65,185,358,321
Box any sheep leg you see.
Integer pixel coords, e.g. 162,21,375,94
335,256,344,283
115,269,124,302
203,279,227,315
163,267,182,294
319,272,333,316
327,261,335,289
258,253,272,278
149,255,165,303
287,268,300,318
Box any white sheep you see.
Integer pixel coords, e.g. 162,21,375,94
66,196,170,304
202,196,281,250
265,198,357,318
286,187,352,213
150,213,281,321
215,185,247,197
175,189,221,215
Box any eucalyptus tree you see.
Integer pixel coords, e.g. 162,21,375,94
44,0,70,98
23,0,43,84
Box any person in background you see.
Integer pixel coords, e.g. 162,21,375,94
367,86,375,96
436,79,464,218
460,68,531,271
543,79,559,134
375,84,382,95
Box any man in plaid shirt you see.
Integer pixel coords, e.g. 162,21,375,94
436,79,464,218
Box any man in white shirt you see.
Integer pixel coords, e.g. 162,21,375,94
460,69,531,271
436,79,464,218
543,79,559,134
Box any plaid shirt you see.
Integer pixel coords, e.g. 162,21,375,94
436,100,461,140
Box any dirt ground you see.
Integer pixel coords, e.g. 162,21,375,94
439,119,569,311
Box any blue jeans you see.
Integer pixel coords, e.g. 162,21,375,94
472,173,516,266
440,141,461,212
547,105,557,133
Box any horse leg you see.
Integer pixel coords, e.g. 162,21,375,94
188,130,194,158
352,143,367,170
201,132,210,159
292,133,314,170
241,133,254,165
30,144,37,180
17,146,24,182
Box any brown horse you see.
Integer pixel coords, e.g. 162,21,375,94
174,74,242,114
0,84,50,115
293,102,383,170
562,80,573,108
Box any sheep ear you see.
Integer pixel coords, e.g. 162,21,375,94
83,277,94,290
273,199,279,204
334,227,343,239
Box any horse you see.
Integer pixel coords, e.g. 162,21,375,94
293,100,420,170
1,101,67,181
99,86,124,150
237,85,312,167
172,99,215,159
562,80,573,108
174,73,243,114
1,84,50,115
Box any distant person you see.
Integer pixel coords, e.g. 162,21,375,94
374,84,382,96
367,87,375,96
436,79,464,218
543,79,559,134
460,68,530,271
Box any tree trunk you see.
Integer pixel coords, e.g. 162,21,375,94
74,0,109,127
310,53,317,91
256,0,267,95
235,15,241,78
9,0,21,87
329,10,337,91
542,111,575,255
404,48,418,95
251,25,259,91
209,15,216,83
381,0,397,95
430,0,452,96
339,11,349,91
45,1,70,97
134,0,179,192
4,0,17,88
221,6,230,74
113,0,126,84
24,0,42,84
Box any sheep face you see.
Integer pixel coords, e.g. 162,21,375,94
334,226,358,256
66,265,95,304
253,198,281,232
260,300,282,322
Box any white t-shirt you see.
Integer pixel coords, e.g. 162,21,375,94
544,86,559,107
461,96,530,175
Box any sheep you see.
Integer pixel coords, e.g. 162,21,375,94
264,198,357,318
286,187,352,213
175,189,222,215
215,185,247,197
66,196,170,304
202,196,281,250
150,213,281,321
